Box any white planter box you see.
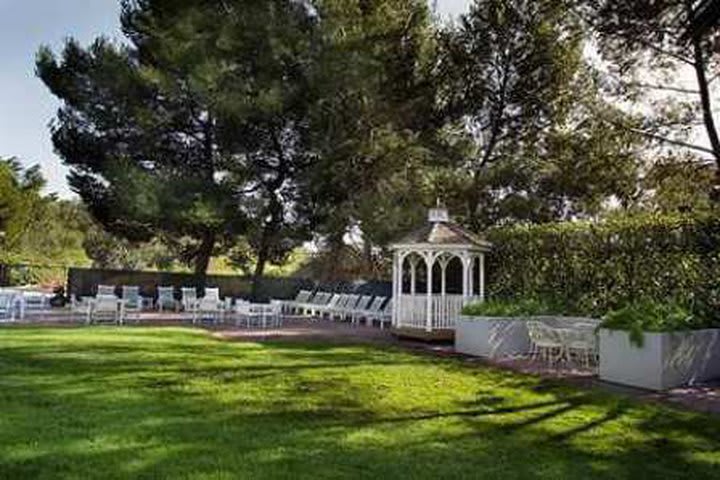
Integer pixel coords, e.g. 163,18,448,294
599,328,720,391
455,316,531,358
455,316,601,359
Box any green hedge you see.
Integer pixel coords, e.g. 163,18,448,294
462,297,560,317
485,213,720,321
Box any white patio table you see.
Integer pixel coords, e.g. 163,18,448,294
553,326,598,368
234,302,280,329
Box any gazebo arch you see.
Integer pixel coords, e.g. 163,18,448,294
390,208,491,335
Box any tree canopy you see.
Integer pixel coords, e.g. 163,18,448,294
579,0,720,197
37,0,323,287
32,0,718,282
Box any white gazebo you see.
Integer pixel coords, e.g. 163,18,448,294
390,207,491,336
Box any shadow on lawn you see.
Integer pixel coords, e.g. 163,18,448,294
4,399,718,480
1,329,720,479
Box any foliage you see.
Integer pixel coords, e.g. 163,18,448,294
83,225,179,271
486,213,720,320
37,0,443,288
462,297,559,317
218,246,310,277
304,0,438,252
32,0,717,286
0,158,90,275
642,154,716,214
601,300,702,347
294,243,391,282
433,0,644,228
37,0,320,284
580,0,720,194
0,157,49,261
36,35,242,280
2,327,720,478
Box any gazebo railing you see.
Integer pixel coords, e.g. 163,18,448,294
396,294,481,330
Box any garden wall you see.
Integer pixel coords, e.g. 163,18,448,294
485,214,720,319
67,267,392,301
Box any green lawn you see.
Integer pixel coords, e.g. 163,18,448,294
1,327,719,479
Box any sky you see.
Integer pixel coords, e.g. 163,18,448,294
0,0,123,198
0,0,471,198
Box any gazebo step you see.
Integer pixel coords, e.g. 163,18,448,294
391,327,455,342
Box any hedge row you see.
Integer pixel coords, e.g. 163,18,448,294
484,214,720,320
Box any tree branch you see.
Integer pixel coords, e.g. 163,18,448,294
618,123,716,155
632,37,696,66
627,82,700,95
687,1,720,164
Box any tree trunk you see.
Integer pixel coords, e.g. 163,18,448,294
251,245,269,302
362,230,375,278
193,231,215,294
687,0,720,199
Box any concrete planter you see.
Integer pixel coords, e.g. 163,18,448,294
455,316,601,359
455,316,531,358
599,328,720,391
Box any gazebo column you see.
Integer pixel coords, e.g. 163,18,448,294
461,253,471,301
409,256,418,295
438,255,450,330
479,253,485,301
438,256,449,297
424,251,435,333
468,256,475,298
392,251,400,328
394,250,409,328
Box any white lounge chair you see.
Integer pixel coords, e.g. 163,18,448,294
294,291,321,317
279,290,313,315
90,295,124,325
122,286,142,321
0,293,16,322
156,286,177,312
181,287,198,312
329,294,359,321
315,293,346,318
343,295,372,323
351,296,386,326
303,292,335,317
97,285,117,297
22,291,50,311
373,299,393,329
70,295,93,323
325,294,350,319
6,290,24,320
193,287,224,324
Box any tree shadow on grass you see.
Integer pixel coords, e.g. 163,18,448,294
1,329,720,479
6,401,716,480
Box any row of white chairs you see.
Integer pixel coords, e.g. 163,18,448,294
280,290,392,328
78,285,283,328
0,288,53,321
71,285,141,324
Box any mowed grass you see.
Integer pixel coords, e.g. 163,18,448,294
0,328,719,479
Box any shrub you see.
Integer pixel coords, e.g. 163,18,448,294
485,212,720,321
600,300,705,346
461,297,559,317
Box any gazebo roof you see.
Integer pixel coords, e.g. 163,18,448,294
391,208,492,251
